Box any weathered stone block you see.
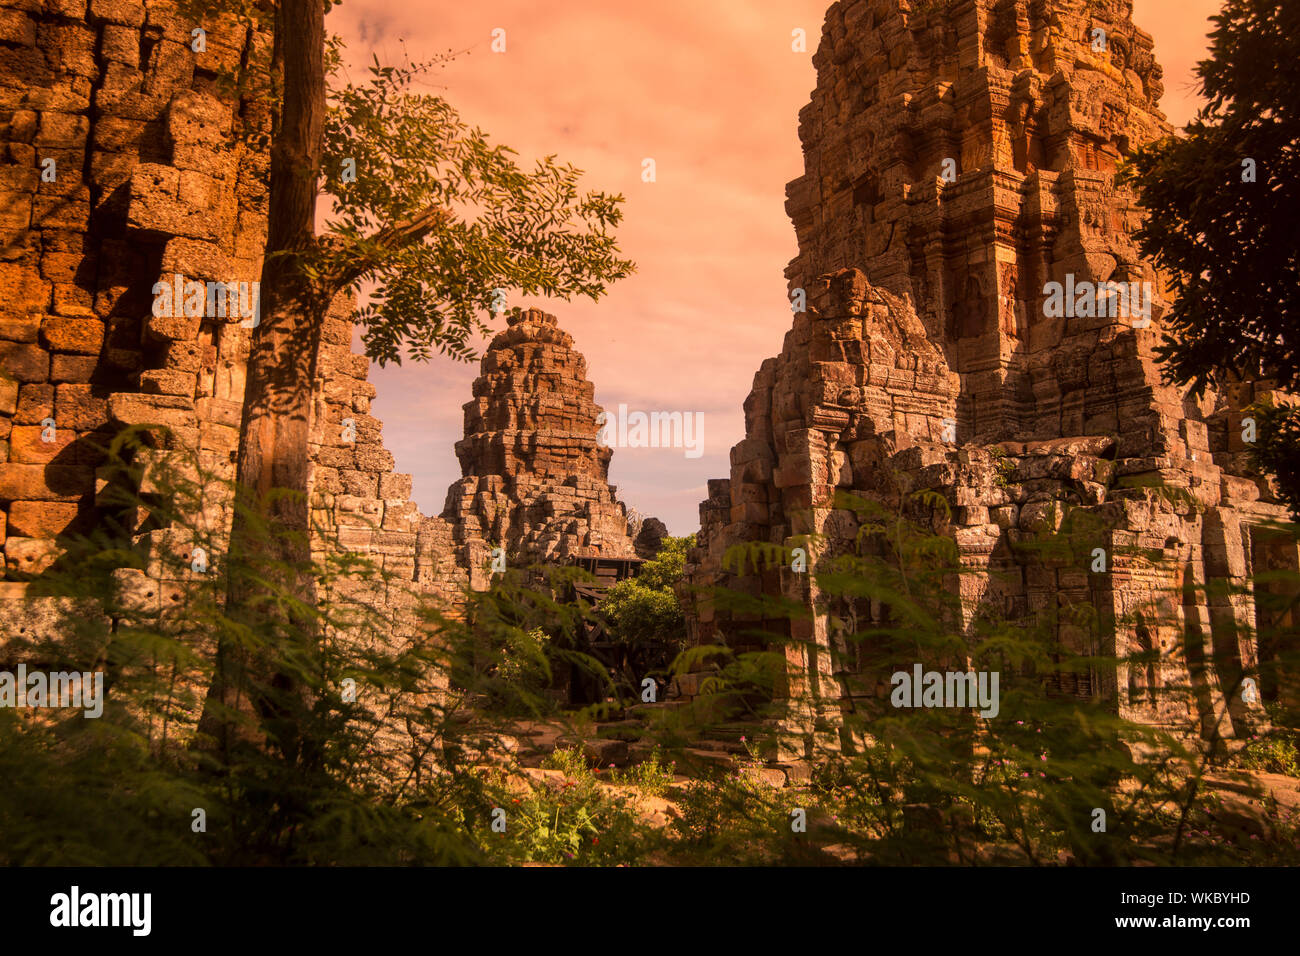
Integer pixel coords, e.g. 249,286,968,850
88,0,145,25
194,396,241,427
144,309,201,343
39,315,103,353
99,23,139,65
7,499,79,537
379,472,412,500
0,263,49,309
107,392,196,429
140,368,196,396
315,446,354,469
166,88,232,148
126,163,217,241
159,237,230,282
3,536,59,575
0,8,35,45
338,469,378,498
0,341,49,381
0,377,17,417
352,443,394,473
0,463,89,502
9,423,76,462
48,354,95,383
13,382,52,423
49,281,94,316
34,110,88,149
53,383,105,429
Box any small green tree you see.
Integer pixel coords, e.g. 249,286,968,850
601,535,694,647
184,0,635,759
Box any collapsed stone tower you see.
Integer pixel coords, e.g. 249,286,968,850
687,0,1297,748
441,307,638,582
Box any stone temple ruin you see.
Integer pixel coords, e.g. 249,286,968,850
0,0,639,642
443,308,638,589
0,0,1295,757
685,0,1297,752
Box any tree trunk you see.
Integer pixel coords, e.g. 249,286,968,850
197,0,327,762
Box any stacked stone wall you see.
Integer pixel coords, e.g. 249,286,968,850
0,0,643,647
0,0,471,651
687,0,1298,751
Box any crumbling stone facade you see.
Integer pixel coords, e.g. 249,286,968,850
0,0,645,649
0,0,471,629
687,0,1298,749
441,307,637,586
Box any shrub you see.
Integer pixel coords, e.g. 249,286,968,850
0,430,514,864
611,746,677,797
482,757,644,865
600,535,694,648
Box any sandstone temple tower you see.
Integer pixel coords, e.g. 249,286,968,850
440,308,638,584
687,0,1297,749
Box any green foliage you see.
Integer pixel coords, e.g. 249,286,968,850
171,1,634,368
593,536,695,703
662,488,1300,865
541,746,589,776
1249,400,1300,518
988,449,1015,488
1237,735,1299,777
1119,0,1300,509
600,585,682,645
320,56,635,366
611,747,678,797
667,769,818,864
1235,706,1300,777
600,535,693,647
5,437,1297,866
636,535,694,590
0,431,520,864
480,761,644,865
454,563,608,717
496,627,552,687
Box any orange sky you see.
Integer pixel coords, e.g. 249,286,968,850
337,0,1225,535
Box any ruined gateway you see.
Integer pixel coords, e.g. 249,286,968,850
0,0,1295,754
684,0,1297,755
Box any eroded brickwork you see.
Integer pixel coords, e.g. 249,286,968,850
0,0,660,773
0,0,649,651
0,0,471,626
687,0,1298,750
